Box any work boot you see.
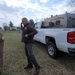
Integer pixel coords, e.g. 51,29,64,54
34,66,41,75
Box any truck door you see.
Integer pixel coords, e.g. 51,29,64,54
34,22,42,41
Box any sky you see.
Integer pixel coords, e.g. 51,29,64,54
0,0,75,27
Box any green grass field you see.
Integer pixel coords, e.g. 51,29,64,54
1,31,75,75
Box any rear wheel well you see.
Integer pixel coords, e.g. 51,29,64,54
46,36,59,59
46,36,56,45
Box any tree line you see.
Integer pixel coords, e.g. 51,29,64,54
2,21,14,31
1,19,35,31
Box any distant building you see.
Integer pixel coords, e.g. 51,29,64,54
10,26,17,30
44,12,75,28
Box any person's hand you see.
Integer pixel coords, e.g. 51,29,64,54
25,34,28,38
2,37,5,40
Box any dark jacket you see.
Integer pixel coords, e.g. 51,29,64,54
21,23,38,43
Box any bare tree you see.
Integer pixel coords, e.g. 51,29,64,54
66,0,75,12
3,22,8,31
3,26,8,31
67,0,75,7
70,0,75,5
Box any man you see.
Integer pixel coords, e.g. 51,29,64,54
21,18,41,75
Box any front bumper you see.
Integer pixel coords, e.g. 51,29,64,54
68,48,75,56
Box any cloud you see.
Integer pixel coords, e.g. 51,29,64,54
0,0,52,25
0,0,4,5
0,0,50,12
0,0,75,27
40,0,49,3
52,0,75,15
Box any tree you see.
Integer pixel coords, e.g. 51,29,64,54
9,21,13,27
3,25,8,31
29,19,34,27
3,22,8,31
0,27,2,30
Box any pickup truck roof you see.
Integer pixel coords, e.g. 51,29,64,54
34,21,75,28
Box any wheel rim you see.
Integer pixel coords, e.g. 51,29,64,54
48,45,54,56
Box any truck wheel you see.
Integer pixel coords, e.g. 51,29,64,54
47,42,58,59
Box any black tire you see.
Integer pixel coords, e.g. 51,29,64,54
47,42,58,59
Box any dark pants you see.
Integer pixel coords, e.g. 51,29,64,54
25,42,39,69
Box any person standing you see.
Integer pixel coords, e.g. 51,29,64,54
21,17,41,75
19,23,23,37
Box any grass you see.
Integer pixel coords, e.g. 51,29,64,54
1,31,75,75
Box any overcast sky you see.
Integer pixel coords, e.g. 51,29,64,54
0,0,75,27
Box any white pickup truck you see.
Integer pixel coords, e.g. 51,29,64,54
34,21,75,59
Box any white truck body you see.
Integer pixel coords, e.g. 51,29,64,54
34,21,75,58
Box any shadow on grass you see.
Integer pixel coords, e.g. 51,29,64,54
33,41,75,73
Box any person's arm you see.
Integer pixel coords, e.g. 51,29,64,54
28,25,38,36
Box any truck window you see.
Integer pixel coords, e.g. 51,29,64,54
68,18,75,28
34,22,42,29
56,20,61,25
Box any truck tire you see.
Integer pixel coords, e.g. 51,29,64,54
47,42,58,59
